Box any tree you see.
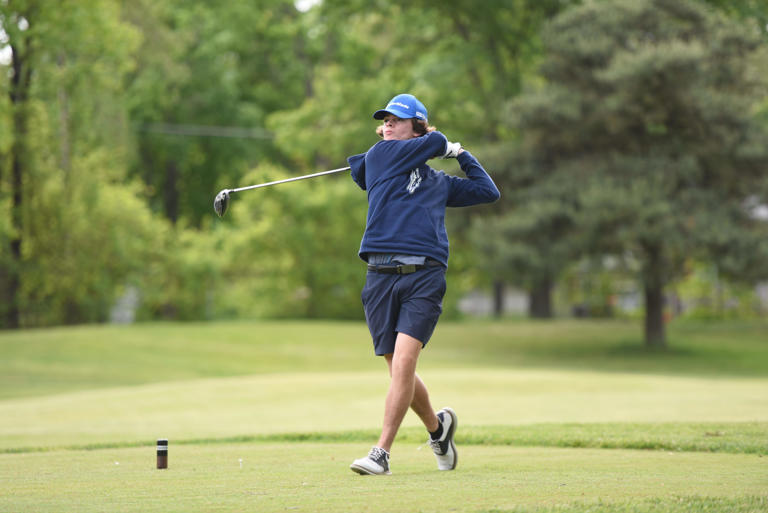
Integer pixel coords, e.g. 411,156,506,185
123,0,312,226
209,165,367,320
699,0,768,37
0,2,36,328
511,0,768,346
271,0,577,316
0,0,168,327
471,164,580,318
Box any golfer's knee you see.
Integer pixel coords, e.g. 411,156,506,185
392,351,418,375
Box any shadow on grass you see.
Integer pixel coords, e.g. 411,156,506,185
433,318,768,378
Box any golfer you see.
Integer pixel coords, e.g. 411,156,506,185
347,94,500,475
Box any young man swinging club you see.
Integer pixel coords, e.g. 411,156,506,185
347,94,500,475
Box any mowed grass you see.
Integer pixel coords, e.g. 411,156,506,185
2,444,766,513
2,318,767,400
2,368,767,451
1,319,767,512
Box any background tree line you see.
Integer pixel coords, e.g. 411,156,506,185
1,0,767,347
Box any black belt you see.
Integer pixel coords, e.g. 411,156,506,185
367,259,444,275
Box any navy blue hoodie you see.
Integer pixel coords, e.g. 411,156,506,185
347,131,500,265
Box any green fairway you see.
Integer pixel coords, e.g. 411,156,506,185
2,444,766,513
1,319,767,512
2,319,767,400
2,368,767,451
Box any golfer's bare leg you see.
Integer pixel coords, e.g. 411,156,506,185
411,373,439,433
378,333,438,452
384,355,439,434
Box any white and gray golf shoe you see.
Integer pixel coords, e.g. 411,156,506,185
428,407,458,471
350,446,391,475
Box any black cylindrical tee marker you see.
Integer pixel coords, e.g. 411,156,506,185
157,439,168,469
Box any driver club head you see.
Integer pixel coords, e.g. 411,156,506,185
214,189,231,217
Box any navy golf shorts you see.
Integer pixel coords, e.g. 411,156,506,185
361,265,447,356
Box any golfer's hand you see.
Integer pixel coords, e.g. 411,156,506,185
441,141,462,159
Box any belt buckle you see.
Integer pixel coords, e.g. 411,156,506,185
397,264,417,274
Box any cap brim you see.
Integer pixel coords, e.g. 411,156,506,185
373,108,413,120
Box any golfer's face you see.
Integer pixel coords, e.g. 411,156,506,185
381,115,418,141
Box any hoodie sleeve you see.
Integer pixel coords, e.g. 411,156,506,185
361,131,448,191
446,150,501,207
347,153,367,191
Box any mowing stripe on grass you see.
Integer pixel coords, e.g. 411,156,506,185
4,368,766,452
3,319,768,401
4,422,765,455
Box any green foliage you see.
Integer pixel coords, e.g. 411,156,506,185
210,164,368,319
471,169,580,294
267,65,382,167
698,0,768,38
124,0,310,224
2,0,767,328
135,225,219,321
22,165,169,325
0,0,149,327
505,0,768,341
558,257,633,318
675,261,766,319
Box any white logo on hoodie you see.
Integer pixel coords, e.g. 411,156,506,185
407,169,422,195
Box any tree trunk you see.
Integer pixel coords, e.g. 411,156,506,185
3,42,33,328
644,282,666,348
492,279,504,318
528,277,553,318
643,245,667,348
7,146,23,328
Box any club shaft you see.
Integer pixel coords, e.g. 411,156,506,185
232,166,351,193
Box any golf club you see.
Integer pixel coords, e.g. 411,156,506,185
214,166,351,217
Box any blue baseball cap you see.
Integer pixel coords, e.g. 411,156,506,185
373,94,428,122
